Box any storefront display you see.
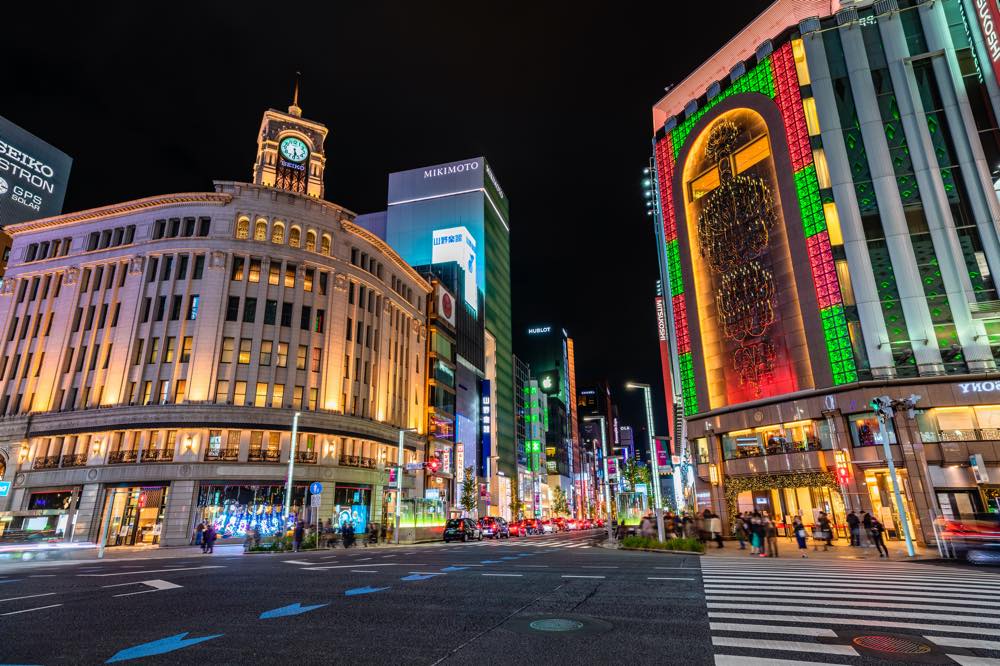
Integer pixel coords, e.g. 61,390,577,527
196,483,306,539
724,471,843,536
722,419,830,459
864,469,918,541
104,486,168,546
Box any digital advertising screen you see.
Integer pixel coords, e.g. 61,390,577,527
0,115,72,226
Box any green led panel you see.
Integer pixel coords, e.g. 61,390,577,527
666,239,683,297
794,165,826,238
820,305,858,384
678,352,698,415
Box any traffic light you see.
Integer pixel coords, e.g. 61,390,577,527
834,450,850,484
427,457,440,474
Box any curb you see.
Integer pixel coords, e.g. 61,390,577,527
619,546,705,556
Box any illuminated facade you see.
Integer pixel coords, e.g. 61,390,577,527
0,100,429,546
653,0,1000,544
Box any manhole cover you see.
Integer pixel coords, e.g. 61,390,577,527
529,619,583,632
853,635,933,655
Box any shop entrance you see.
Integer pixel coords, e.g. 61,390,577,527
935,489,983,521
736,485,847,538
864,469,918,541
103,486,168,546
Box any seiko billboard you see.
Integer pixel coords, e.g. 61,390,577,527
0,115,72,226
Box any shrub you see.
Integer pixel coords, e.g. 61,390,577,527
620,535,705,553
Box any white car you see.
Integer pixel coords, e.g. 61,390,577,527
541,520,556,534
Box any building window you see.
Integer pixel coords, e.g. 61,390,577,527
269,263,280,286
215,381,229,404
164,337,176,363
271,384,284,408
236,217,250,239
300,306,312,330
315,309,325,333
264,300,277,325
188,295,199,320
226,296,240,321
180,336,193,363
281,303,293,327
254,219,267,241
311,347,321,372
309,388,318,411
238,338,252,365
260,340,273,366
174,379,186,403
277,342,288,368
234,381,247,405
221,337,234,363
177,255,189,280
148,338,160,364
271,222,284,244
304,269,314,292
320,235,331,255
193,255,205,279
231,257,245,281
170,295,182,320
296,345,307,370
248,259,261,283
285,264,296,288
243,297,257,323
306,231,316,252
293,386,304,409
254,382,268,408
289,227,301,248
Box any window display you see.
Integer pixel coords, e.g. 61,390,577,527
196,483,306,538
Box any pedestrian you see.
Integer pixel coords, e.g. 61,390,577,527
847,511,860,547
640,514,655,539
862,511,874,548
203,524,216,554
708,512,723,548
765,515,779,558
735,512,748,550
870,516,890,558
817,512,832,551
293,520,305,552
749,512,764,555
793,515,808,557
193,521,204,548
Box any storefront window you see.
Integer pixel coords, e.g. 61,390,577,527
333,486,371,534
695,437,709,464
864,469,918,540
721,420,825,459
915,406,1000,442
197,483,306,539
849,414,895,447
103,486,168,546
734,484,847,537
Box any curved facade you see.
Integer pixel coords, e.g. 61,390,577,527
0,178,430,546
653,0,1000,545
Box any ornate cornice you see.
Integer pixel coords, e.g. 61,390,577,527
6,193,234,235
342,220,432,293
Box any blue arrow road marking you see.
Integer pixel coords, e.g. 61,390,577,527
480,560,501,564
0,579,21,584
500,556,517,560
259,602,329,619
440,566,467,572
344,586,389,596
401,574,438,581
106,632,223,663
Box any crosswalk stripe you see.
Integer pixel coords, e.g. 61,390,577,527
709,622,836,637
705,596,1000,615
704,584,1000,601
714,655,842,666
701,572,1000,585
705,588,1000,606
925,635,1000,651
707,602,1000,625
702,577,999,593
946,655,1000,666
707,611,1000,637
711,636,857,656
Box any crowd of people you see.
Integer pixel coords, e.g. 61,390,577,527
191,517,383,552
629,507,892,558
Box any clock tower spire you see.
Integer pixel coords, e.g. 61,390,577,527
252,78,327,198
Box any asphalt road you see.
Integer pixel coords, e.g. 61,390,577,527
0,530,710,665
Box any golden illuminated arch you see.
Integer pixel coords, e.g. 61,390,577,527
305,230,317,252
271,221,285,244
236,217,250,240
289,226,301,248
254,219,268,241
320,234,331,255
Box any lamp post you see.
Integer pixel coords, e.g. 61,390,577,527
871,396,916,557
584,415,615,544
395,428,417,544
626,382,665,541
283,411,301,524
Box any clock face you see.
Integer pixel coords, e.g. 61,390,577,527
279,137,309,163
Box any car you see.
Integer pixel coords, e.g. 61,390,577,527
553,517,569,532
566,519,579,531
939,514,1000,563
479,516,510,539
443,518,482,542
508,521,527,537
541,519,556,534
523,519,543,535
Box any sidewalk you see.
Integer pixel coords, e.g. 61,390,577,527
702,536,938,561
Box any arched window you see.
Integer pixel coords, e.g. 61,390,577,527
289,227,301,248
271,222,285,244
320,234,331,256
254,219,268,241
305,231,317,252
236,217,250,239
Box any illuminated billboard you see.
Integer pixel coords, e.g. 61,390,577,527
0,115,72,226
432,226,477,312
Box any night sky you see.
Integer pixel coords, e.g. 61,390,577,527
5,1,770,452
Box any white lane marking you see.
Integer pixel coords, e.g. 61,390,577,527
519,565,549,568
926,635,1000,651
28,575,56,578
303,564,402,571
649,577,695,580
351,570,378,573
482,573,522,577
710,622,836,637
714,655,836,666
357,557,373,561
561,575,604,579
655,567,693,569
712,636,857,656
707,602,1000,624
382,555,396,558
79,566,224,577
321,556,340,561
945,656,1000,666
283,560,314,565
0,592,57,604
582,566,617,569
103,579,182,597
1,603,62,616
708,610,1000,637
706,596,1000,615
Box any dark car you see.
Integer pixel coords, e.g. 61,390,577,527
443,518,482,543
479,516,510,539
940,513,1000,564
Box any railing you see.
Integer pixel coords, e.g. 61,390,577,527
204,448,240,462
339,454,377,469
142,448,174,462
295,450,317,463
724,439,828,460
62,454,88,467
33,456,60,470
248,448,280,462
108,450,138,464
929,428,1000,442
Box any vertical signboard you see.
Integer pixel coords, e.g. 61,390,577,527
432,227,478,313
480,379,492,472
0,115,72,226
654,295,676,456
974,0,1000,87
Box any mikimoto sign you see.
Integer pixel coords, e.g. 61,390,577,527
975,0,1000,86
0,115,72,226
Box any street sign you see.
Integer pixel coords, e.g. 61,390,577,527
0,481,10,497
971,453,990,483
405,462,424,471
671,455,681,466
309,482,323,494
310,493,322,507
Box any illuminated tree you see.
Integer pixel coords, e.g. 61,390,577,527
460,466,477,516
552,488,569,517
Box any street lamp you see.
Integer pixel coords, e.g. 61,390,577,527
871,396,917,557
626,382,666,542
583,415,615,545
283,411,301,523
395,428,417,544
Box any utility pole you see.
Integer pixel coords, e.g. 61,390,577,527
283,411,301,523
871,396,915,557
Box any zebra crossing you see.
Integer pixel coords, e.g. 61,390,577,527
464,536,597,549
701,557,1000,665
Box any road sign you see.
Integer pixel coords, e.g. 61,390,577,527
309,482,323,494
405,462,424,471
0,481,10,497
310,493,322,507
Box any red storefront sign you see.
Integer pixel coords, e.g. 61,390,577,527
976,0,1000,85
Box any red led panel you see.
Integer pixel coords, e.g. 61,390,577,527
806,231,842,310
771,43,812,173
671,293,691,354
655,134,678,242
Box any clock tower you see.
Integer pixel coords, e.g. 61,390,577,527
252,81,328,198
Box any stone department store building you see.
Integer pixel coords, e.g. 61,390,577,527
0,99,429,546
